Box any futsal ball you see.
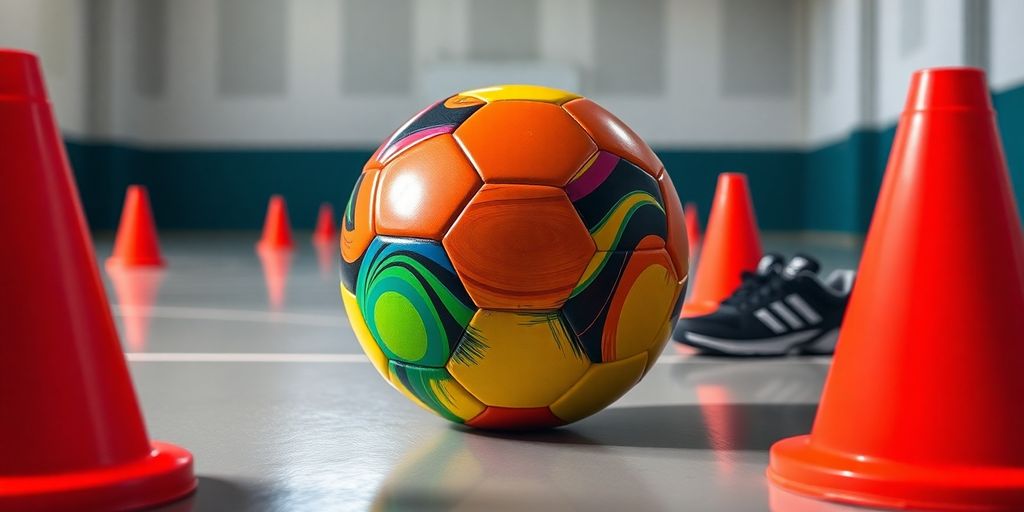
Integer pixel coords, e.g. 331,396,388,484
341,84,688,429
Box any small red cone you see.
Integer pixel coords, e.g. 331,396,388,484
680,173,762,317
106,184,165,268
0,49,195,511
768,68,1024,510
684,201,701,257
312,202,337,245
257,195,294,251
107,266,166,352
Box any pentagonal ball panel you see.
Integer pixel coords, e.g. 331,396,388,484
658,171,690,280
562,98,663,177
443,184,596,310
448,310,590,408
562,249,682,363
388,361,485,423
454,101,597,187
375,135,483,240
368,94,485,169
352,236,476,367
565,151,668,252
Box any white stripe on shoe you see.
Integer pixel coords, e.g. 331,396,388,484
785,294,822,324
754,308,787,334
769,301,805,329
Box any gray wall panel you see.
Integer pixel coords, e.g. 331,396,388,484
721,0,796,97
592,0,666,95
217,0,287,95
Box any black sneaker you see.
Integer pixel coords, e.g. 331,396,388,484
673,254,855,356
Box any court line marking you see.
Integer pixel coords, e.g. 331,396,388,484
125,352,832,364
111,305,342,326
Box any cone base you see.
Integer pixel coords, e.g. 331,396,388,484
0,441,196,512
106,256,166,269
680,300,717,318
769,435,1024,511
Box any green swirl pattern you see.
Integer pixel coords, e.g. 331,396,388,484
356,236,476,366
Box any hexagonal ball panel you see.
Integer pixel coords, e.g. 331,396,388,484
562,249,682,363
443,184,596,310
565,151,668,252
375,135,483,240
350,236,476,367
562,98,663,177
453,101,597,187
448,310,591,408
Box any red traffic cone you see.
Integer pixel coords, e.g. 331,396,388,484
107,184,165,268
0,49,195,510
257,194,294,251
768,68,1024,510
312,202,337,245
681,173,762,317
684,201,701,258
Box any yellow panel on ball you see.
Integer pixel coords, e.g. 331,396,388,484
447,310,591,408
550,352,648,423
458,84,581,105
341,285,389,379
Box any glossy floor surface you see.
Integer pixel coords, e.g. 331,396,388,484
93,232,882,512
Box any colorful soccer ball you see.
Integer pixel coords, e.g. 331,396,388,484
341,85,689,429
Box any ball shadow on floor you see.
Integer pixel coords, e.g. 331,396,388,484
463,402,818,451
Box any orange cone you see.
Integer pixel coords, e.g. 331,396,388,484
106,184,165,268
257,194,294,251
312,202,337,245
768,68,1024,510
0,49,195,511
684,201,701,258
680,173,762,317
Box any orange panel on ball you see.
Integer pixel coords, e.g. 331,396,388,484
563,98,663,177
342,167,380,264
658,171,690,279
443,184,596,309
453,101,597,187
375,135,483,240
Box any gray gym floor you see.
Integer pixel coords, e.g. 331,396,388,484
93,232,875,512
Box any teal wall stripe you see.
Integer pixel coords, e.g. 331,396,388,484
660,150,804,231
995,83,1024,214
65,83,1023,233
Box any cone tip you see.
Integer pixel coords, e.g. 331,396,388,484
905,67,991,113
719,172,748,184
0,48,47,101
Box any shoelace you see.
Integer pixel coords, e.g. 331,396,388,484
728,273,786,311
722,271,771,307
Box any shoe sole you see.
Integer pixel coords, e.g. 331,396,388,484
673,327,840,357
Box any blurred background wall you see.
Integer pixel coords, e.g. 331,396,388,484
1,0,1021,232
